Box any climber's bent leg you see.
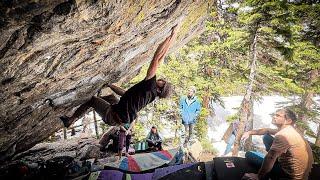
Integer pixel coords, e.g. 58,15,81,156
103,108,122,126
60,96,110,128
100,94,120,105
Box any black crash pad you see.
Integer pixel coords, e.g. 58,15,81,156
213,157,258,180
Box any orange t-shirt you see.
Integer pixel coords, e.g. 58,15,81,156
270,126,314,180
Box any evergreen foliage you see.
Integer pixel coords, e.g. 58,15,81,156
120,0,319,157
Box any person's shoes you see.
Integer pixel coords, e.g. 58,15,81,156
60,116,72,128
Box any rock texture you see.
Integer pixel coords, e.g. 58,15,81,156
12,137,102,162
0,0,212,161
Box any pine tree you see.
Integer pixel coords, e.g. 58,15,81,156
288,2,320,135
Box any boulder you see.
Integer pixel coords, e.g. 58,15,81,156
11,137,102,162
0,0,212,161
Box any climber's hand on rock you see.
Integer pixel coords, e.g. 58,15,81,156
171,24,180,35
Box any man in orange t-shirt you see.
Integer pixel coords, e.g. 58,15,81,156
241,108,314,180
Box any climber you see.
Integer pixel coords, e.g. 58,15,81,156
60,25,178,128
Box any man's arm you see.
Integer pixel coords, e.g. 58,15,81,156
120,126,127,132
109,84,126,96
242,148,282,180
258,149,282,179
258,134,289,179
145,25,178,80
125,120,136,135
249,128,279,136
241,128,279,142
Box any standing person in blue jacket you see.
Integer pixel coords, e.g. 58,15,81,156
179,86,201,144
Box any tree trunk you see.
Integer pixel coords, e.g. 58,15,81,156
244,97,254,151
222,124,233,143
93,111,99,139
202,86,211,109
299,91,314,122
63,128,67,140
297,69,318,134
232,31,258,156
316,124,320,147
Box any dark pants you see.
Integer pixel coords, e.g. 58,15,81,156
184,124,194,143
100,133,119,153
119,131,131,153
245,134,290,180
99,127,119,152
70,95,119,123
147,141,162,150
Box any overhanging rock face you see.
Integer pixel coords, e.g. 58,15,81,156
0,0,211,161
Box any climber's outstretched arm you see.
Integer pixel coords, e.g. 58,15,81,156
145,25,178,80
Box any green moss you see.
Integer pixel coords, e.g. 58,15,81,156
127,3,140,17
134,11,145,24
126,0,153,24
178,3,208,40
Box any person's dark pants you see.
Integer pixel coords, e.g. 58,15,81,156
99,127,119,150
245,134,290,180
70,95,120,123
119,131,131,153
147,141,162,151
109,133,119,152
100,133,119,152
184,124,194,143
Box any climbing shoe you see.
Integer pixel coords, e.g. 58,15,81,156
60,116,72,128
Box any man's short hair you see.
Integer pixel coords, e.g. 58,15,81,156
189,86,196,93
283,108,297,123
158,80,172,98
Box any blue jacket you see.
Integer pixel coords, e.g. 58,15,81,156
179,96,201,125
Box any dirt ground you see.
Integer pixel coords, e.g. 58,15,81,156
198,152,216,162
